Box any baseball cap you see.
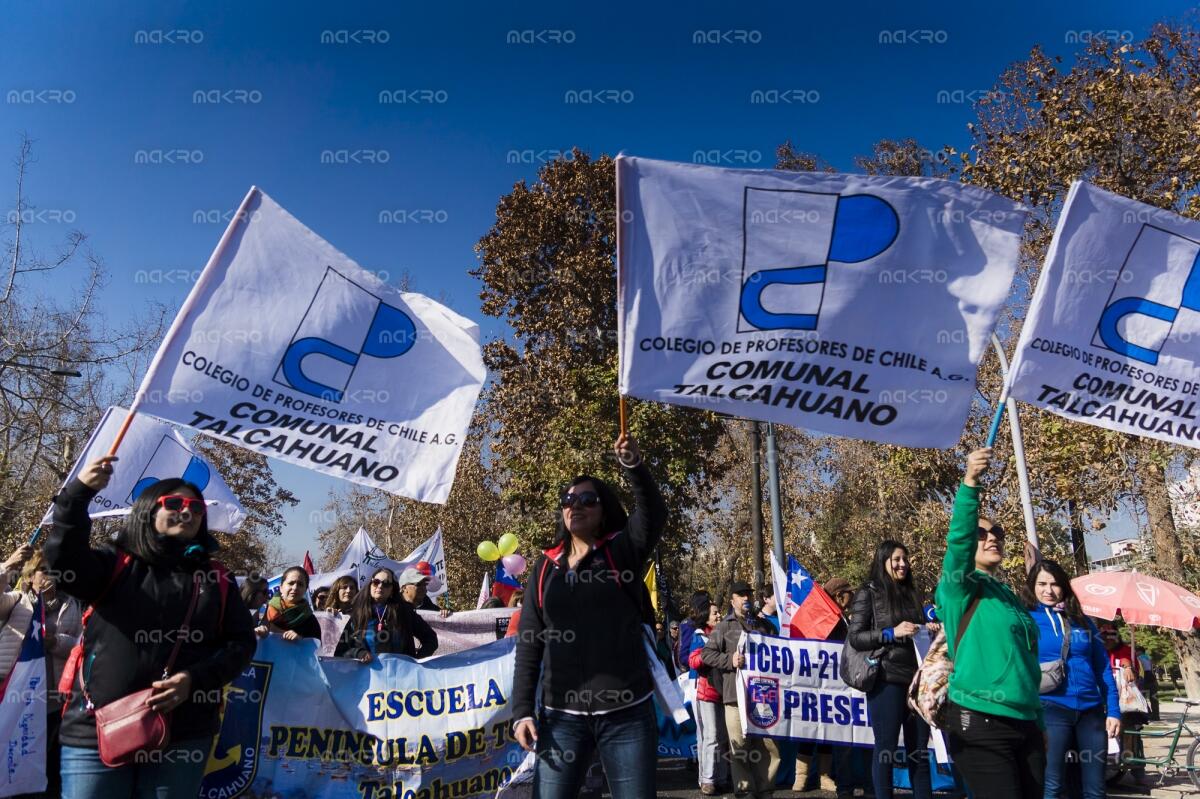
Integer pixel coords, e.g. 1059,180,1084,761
730,580,753,595
823,577,852,596
398,568,430,587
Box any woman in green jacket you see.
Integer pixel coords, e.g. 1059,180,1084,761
934,447,1044,799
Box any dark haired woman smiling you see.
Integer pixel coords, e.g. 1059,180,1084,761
512,434,666,799
47,456,255,798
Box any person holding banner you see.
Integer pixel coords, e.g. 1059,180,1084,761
848,541,934,799
47,456,256,798
256,566,321,641
935,448,1044,799
701,580,780,799
512,433,666,799
1022,559,1120,799
335,566,438,661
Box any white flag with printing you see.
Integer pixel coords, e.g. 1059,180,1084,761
617,156,1026,448
1007,181,1200,448
281,527,448,598
135,188,485,504
44,406,247,533
0,597,45,797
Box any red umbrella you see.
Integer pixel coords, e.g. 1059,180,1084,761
1071,571,1200,631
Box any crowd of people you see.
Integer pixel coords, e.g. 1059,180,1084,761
0,439,1169,798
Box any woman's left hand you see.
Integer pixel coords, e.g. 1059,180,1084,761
614,433,642,468
1107,717,1122,738
148,671,193,713
281,630,300,642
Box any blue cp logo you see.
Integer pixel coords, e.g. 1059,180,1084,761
130,436,211,502
275,266,416,402
1093,225,1200,365
739,189,898,332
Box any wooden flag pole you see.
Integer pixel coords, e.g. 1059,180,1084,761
619,395,628,438
105,186,260,458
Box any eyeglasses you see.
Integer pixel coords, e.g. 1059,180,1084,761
976,525,1005,541
560,490,601,510
371,579,394,588
156,495,206,515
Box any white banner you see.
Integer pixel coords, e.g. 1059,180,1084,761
43,406,247,533
0,598,46,797
1008,181,1200,447
617,156,1026,448
136,188,485,503
736,632,874,746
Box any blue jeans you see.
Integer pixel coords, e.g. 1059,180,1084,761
61,738,211,799
534,698,657,799
867,680,932,799
1043,702,1107,799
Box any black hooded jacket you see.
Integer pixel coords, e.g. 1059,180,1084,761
45,479,257,748
847,581,926,685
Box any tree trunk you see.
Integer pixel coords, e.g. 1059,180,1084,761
1138,455,1200,698
1067,499,1089,576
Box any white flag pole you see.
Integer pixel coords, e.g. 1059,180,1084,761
990,333,1038,548
107,187,260,458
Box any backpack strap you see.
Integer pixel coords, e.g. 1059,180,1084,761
535,558,553,611
953,595,982,654
209,560,232,635
58,551,134,709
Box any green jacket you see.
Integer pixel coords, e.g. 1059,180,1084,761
934,483,1043,726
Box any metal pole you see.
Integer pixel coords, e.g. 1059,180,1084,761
765,422,785,568
991,333,1038,548
750,422,764,597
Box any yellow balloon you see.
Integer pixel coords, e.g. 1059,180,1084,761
477,541,501,562
497,532,520,557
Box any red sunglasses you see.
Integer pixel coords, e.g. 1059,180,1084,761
156,495,207,515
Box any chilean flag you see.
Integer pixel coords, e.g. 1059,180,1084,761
0,596,46,796
771,552,842,640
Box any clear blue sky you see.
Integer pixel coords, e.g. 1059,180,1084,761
3,0,1185,566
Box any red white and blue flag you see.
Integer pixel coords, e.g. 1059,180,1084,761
0,596,46,797
771,552,842,640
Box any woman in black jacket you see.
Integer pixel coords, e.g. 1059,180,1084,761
48,455,256,798
848,540,934,799
512,434,666,799
335,567,437,661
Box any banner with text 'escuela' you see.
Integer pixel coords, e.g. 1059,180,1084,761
617,156,1025,447
136,188,485,503
1007,181,1200,449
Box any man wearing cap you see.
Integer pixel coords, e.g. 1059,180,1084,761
397,568,447,653
701,580,780,799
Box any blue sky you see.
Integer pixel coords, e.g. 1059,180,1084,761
2,0,1187,567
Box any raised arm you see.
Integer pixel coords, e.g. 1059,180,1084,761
617,434,667,564
935,448,990,657
44,458,120,602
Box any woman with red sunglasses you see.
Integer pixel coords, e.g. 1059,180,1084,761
46,456,256,798
512,433,667,799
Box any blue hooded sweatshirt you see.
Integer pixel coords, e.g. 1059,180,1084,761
1030,605,1120,719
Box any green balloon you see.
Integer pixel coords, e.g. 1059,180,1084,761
477,540,501,562
497,532,520,557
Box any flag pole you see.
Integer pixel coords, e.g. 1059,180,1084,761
619,396,628,438
990,333,1038,547
105,186,260,458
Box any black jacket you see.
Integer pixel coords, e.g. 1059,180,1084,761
847,581,925,685
46,479,256,748
512,463,667,721
334,602,437,659
700,611,775,704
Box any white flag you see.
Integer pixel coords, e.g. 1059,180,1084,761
45,406,247,533
286,527,448,598
1007,182,1200,448
135,188,485,504
476,571,492,609
617,156,1026,448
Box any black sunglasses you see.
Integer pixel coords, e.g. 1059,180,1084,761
560,490,601,510
977,525,1006,540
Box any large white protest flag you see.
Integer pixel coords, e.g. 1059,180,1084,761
43,406,247,533
617,156,1026,448
278,526,449,598
1007,182,1200,448
135,188,485,504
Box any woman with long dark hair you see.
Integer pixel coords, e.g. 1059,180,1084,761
256,566,320,641
47,456,256,797
335,567,437,661
323,575,357,615
848,540,933,799
512,434,666,799
1023,559,1119,799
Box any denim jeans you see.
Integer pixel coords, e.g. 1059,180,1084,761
1043,702,1107,799
696,698,729,786
61,738,212,799
534,698,657,799
867,680,932,799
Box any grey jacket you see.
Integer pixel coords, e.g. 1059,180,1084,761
700,610,774,705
